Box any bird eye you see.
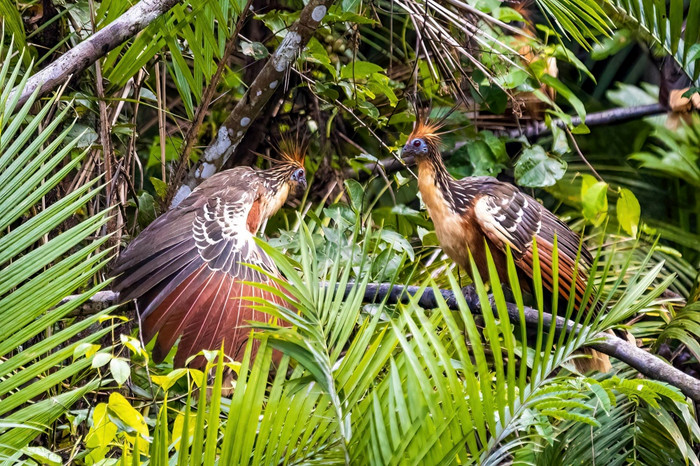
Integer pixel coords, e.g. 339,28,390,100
412,139,423,148
292,168,305,180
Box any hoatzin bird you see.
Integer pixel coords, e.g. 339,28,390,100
658,55,700,129
402,116,611,373
111,144,306,367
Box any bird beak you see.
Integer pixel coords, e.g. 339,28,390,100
294,173,307,192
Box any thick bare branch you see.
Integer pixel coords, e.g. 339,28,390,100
362,283,700,403
10,0,183,109
64,282,700,401
501,102,666,139
171,0,336,208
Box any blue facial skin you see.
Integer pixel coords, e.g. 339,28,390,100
291,168,307,189
403,138,428,157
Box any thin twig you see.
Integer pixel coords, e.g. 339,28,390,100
564,125,604,182
294,69,415,180
90,0,120,248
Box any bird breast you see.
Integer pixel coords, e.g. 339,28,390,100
261,182,290,221
418,170,472,269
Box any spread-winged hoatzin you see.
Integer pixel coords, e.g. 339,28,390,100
111,144,306,367
402,116,611,373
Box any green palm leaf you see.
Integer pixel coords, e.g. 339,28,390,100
609,0,700,81
98,0,242,119
0,37,116,457
140,185,694,464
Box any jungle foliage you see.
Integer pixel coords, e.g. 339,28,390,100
1,0,700,464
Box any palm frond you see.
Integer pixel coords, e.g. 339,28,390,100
608,0,700,82
529,369,698,465
100,0,243,119
138,182,691,464
0,38,116,456
656,302,700,364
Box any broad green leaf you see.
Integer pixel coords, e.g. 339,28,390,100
152,369,189,391
91,352,112,369
74,343,100,360
150,177,169,200
340,61,384,79
581,178,608,225
617,188,641,237
240,41,269,59
379,230,415,261
85,404,117,449
110,358,131,386
550,125,570,156
107,393,149,438
515,145,567,187
467,140,508,177
540,74,587,121
21,446,62,466
344,179,365,213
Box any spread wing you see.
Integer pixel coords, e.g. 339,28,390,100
472,181,594,310
112,168,289,367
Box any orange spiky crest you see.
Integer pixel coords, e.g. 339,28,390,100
407,107,447,160
276,136,306,169
259,135,308,198
255,136,306,170
409,119,442,147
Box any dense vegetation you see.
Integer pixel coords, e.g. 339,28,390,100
1,0,700,463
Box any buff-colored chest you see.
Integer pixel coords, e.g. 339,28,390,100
245,182,291,234
417,167,476,269
262,183,290,219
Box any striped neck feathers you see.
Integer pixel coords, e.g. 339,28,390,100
257,139,306,222
416,149,459,212
416,147,480,214
258,164,296,219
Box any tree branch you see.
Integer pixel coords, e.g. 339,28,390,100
170,0,336,208
361,283,700,403
9,0,183,109
63,282,700,402
166,0,253,206
500,103,666,139
345,103,667,179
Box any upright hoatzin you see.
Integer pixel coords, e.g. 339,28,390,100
111,146,306,367
402,117,611,373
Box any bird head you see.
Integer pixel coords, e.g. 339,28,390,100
256,138,308,220
402,111,442,163
277,138,307,193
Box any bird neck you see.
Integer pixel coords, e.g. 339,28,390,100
416,151,482,214
261,182,290,221
416,153,458,212
244,165,294,234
